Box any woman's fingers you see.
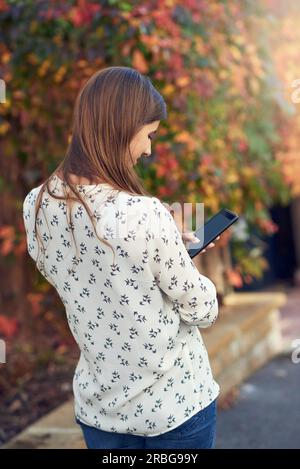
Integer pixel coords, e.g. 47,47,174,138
200,244,213,254
182,232,200,244
183,233,221,252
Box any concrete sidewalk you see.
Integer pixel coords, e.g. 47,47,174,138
215,285,300,449
215,353,300,448
3,400,86,449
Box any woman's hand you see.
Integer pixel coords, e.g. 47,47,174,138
166,207,221,254
182,232,221,254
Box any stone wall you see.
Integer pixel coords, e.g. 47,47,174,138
201,291,287,397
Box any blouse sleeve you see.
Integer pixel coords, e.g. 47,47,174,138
147,197,219,328
22,189,39,263
22,187,56,287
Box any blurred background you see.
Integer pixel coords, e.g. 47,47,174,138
0,0,299,449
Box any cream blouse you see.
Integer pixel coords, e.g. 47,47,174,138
22,174,220,437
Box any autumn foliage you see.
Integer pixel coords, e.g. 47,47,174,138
0,2,294,349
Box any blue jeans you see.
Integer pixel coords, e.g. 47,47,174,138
76,398,217,449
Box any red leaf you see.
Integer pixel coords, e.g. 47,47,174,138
69,2,101,27
0,315,18,338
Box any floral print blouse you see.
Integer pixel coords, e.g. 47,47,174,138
22,174,220,437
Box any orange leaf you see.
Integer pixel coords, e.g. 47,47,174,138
132,49,148,73
226,269,243,288
26,293,44,317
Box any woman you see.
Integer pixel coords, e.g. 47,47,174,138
22,66,220,449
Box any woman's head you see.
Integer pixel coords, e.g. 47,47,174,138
58,65,167,194
34,66,167,272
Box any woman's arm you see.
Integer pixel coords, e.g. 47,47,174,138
148,197,218,328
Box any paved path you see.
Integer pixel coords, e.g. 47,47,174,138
216,284,300,449
216,353,300,448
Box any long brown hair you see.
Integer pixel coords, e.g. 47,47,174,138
32,66,167,273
